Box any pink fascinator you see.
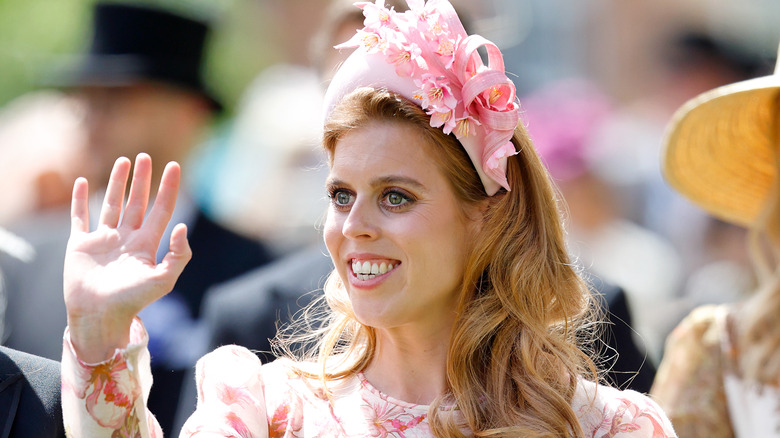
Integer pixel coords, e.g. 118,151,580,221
322,0,520,196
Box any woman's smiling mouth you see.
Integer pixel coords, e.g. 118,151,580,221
350,259,399,281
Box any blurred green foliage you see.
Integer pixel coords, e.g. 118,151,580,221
0,0,280,116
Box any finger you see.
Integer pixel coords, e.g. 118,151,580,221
150,223,191,301
98,157,132,228
144,161,181,240
70,177,90,235
122,153,153,229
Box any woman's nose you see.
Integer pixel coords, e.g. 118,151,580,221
342,199,380,240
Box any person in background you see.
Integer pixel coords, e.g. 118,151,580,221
59,1,674,436
0,346,64,438
1,2,276,434
0,236,64,438
0,91,87,353
651,42,780,437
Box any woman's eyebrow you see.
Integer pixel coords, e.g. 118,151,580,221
326,175,426,191
325,178,345,188
370,175,425,190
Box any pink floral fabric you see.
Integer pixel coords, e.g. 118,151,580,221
62,319,676,437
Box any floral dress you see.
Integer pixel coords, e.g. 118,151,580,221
62,319,676,437
651,304,780,437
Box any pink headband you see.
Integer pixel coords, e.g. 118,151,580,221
322,0,520,196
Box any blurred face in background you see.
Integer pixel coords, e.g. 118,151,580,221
77,83,209,185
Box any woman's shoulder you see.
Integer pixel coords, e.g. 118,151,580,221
662,303,734,360
196,345,307,384
675,304,731,339
193,344,268,401
197,347,354,402
574,379,677,437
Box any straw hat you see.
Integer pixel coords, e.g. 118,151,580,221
662,43,780,227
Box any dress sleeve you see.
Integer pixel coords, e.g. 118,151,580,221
62,319,270,438
650,305,734,438
594,389,677,437
179,345,269,437
576,381,677,437
61,318,163,438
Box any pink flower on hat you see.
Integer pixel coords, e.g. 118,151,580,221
358,0,398,30
385,37,426,77
338,29,387,53
416,73,459,132
454,115,479,138
416,73,457,112
435,35,455,57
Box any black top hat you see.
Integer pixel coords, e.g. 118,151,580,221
63,2,222,111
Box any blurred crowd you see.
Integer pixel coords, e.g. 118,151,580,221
0,0,778,435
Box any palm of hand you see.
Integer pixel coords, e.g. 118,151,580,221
64,154,191,362
66,227,161,316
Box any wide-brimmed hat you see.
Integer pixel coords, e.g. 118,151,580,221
662,43,779,227
58,2,222,112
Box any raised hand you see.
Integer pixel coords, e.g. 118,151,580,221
64,153,192,363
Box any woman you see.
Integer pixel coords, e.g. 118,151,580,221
61,1,675,436
651,43,780,437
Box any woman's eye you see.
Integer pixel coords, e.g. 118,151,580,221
383,191,412,209
386,192,407,206
335,191,352,206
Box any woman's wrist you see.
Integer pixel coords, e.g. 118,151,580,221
67,314,133,363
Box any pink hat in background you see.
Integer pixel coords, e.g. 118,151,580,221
520,79,612,182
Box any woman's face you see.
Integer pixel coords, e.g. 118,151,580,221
324,120,481,333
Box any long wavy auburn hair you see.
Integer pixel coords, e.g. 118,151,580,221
276,87,600,437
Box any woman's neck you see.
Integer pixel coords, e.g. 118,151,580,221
363,323,452,405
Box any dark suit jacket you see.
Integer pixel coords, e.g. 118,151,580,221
0,347,64,438
175,212,277,319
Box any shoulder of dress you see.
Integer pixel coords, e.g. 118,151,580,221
574,380,677,437
684,304,727,326
199,344,264,365
671,304,731,347
194,345,266,386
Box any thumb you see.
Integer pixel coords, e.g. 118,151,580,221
152,223,192,298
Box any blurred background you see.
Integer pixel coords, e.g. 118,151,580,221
0,0,779,375
1,0,778,117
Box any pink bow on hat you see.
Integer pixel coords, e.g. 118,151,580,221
323,0,520,196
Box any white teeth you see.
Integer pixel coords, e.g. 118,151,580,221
351,260,396,278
